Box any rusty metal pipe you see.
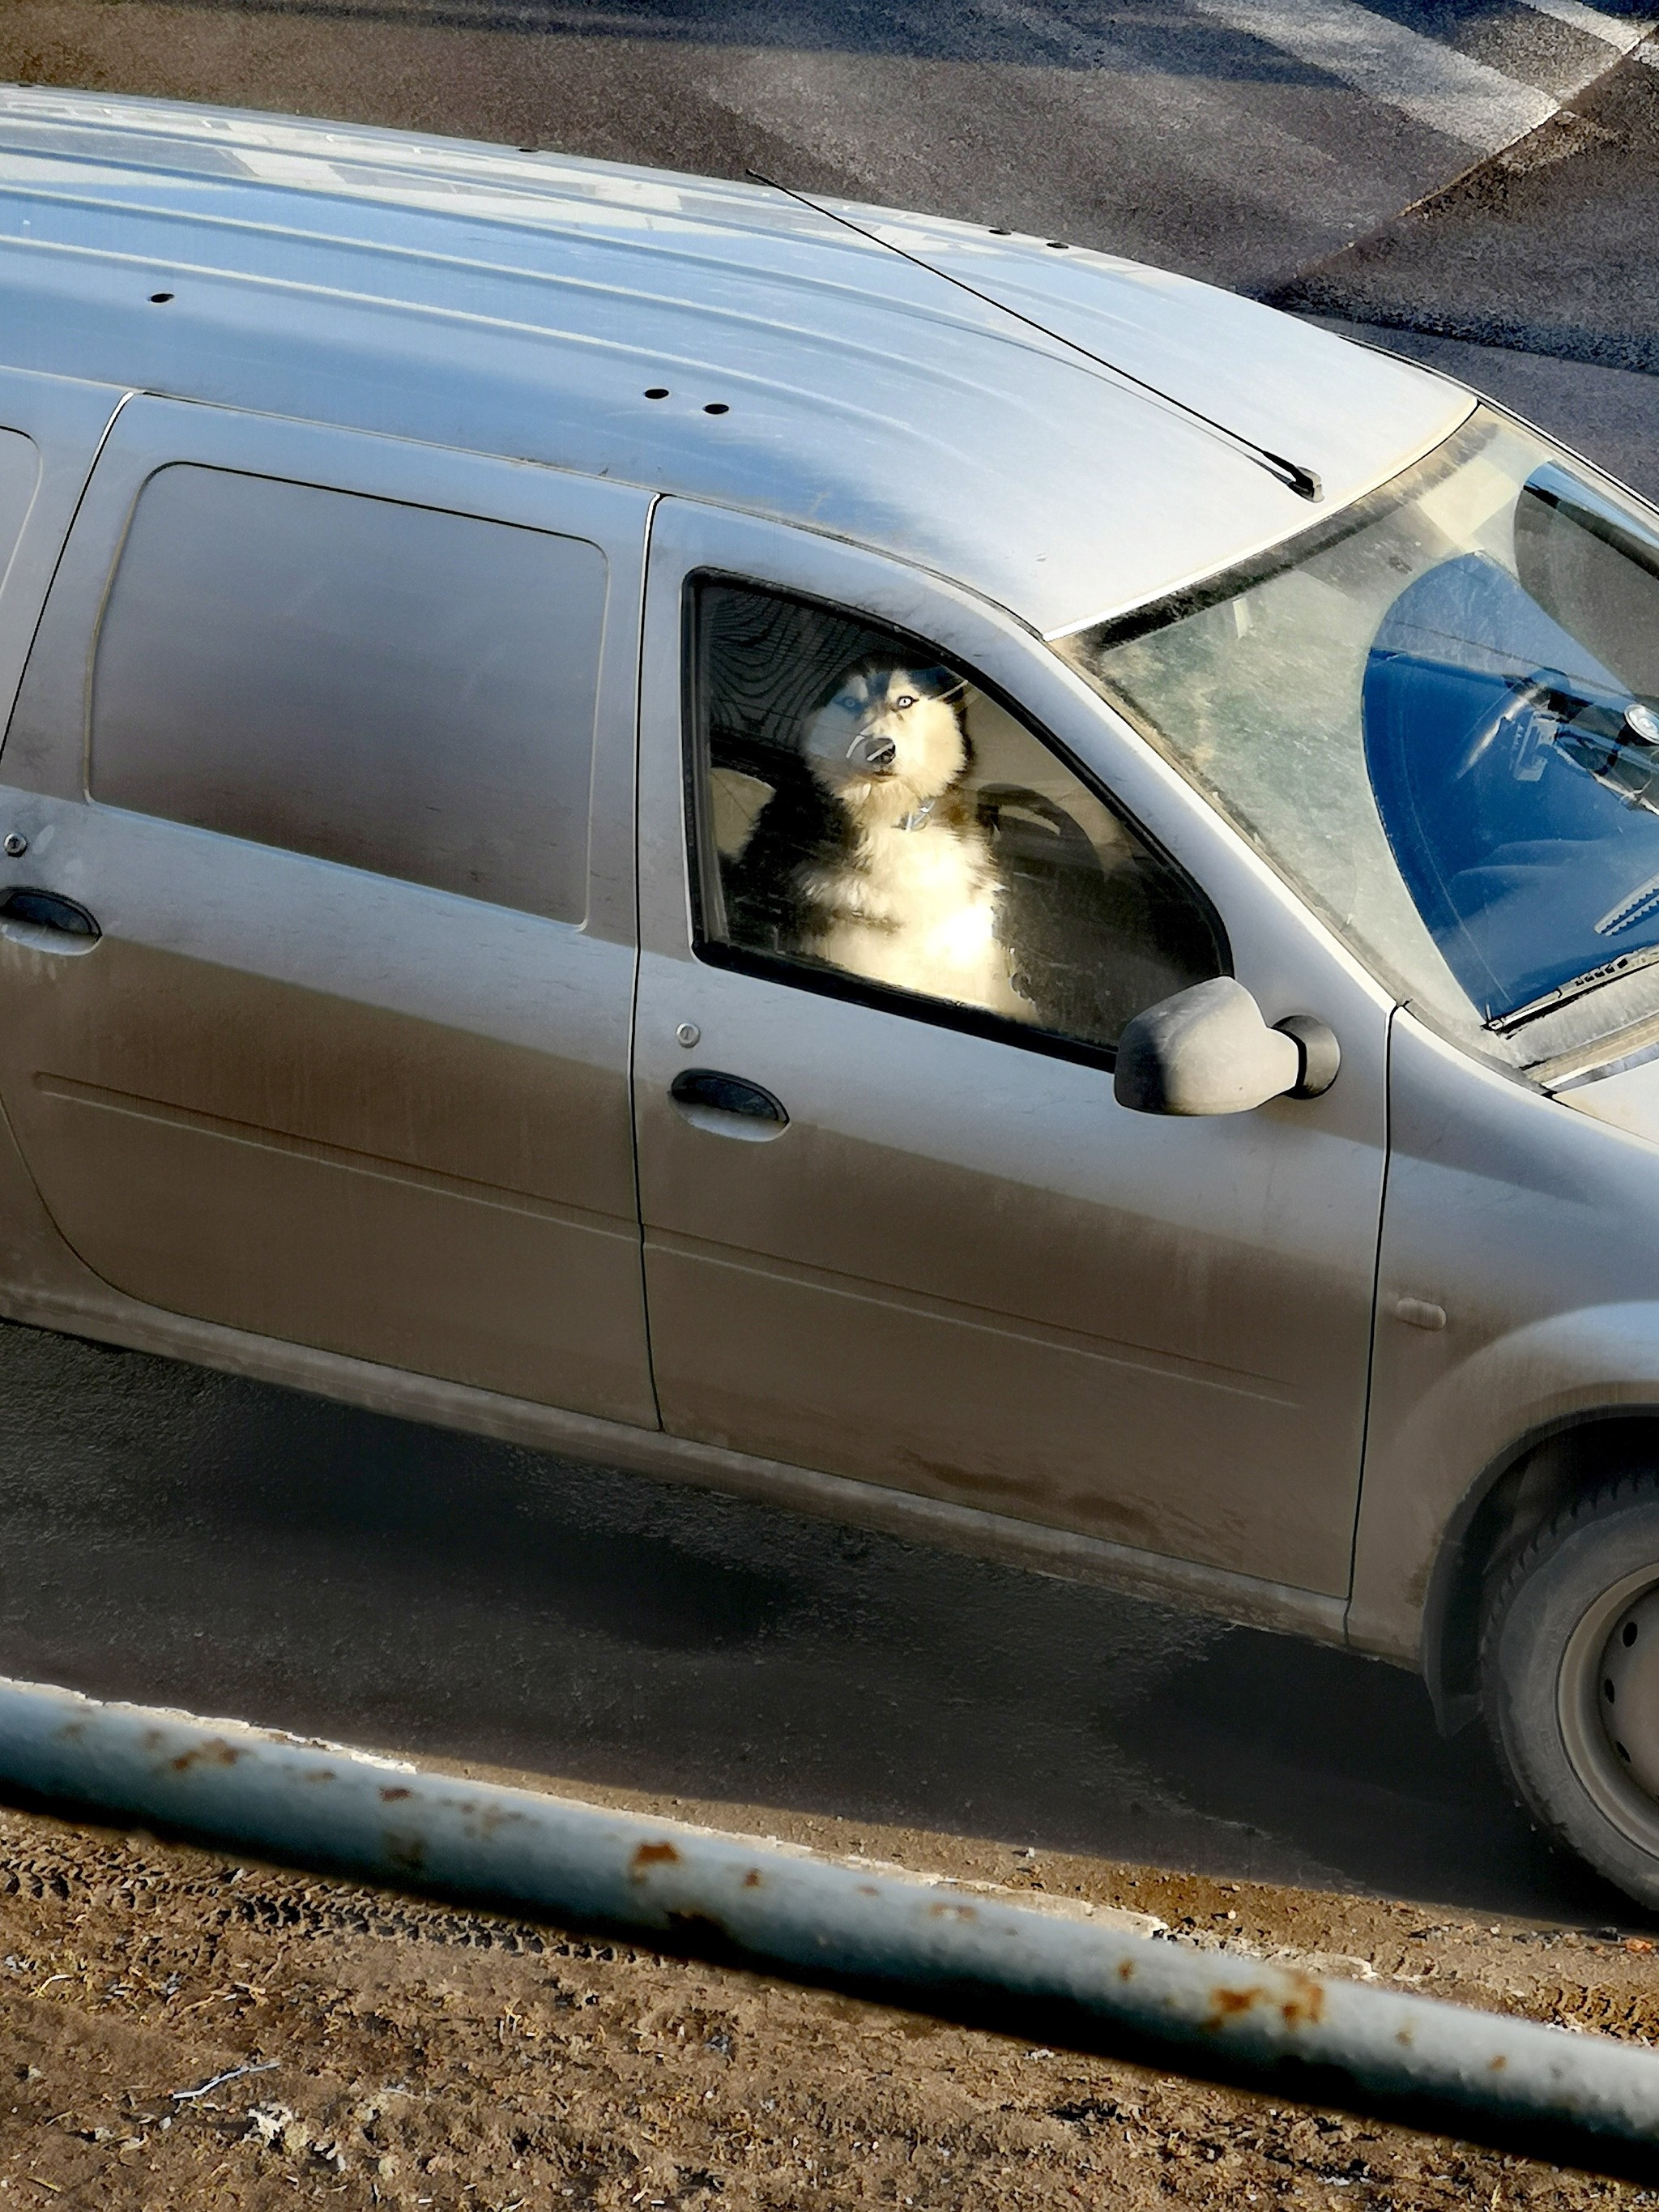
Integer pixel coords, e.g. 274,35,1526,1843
2,1673,1657,2176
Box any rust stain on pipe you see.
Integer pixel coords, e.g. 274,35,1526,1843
168,1739,241,1774
631,1840,680,1871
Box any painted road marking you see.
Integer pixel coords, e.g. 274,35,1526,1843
1511,0,1654,49
1183,0,1559,151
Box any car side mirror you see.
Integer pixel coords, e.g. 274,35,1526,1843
1114,977,1339,1117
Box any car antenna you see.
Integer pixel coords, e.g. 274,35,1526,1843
744,168,1323,505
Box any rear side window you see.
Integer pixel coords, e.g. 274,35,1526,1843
89,466,606,920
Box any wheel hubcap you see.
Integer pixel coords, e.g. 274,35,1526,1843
1555,1565,1659,1850
1597,1586,1659,1799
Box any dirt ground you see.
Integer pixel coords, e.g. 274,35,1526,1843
1,1774,1658,2210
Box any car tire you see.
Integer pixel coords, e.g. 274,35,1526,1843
1482,1474,1659,1908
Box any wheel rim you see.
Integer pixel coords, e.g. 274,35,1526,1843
1557,1565,1659,1851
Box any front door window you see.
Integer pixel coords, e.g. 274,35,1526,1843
689,579,1224,1058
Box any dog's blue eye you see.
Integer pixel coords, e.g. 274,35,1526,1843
894,694,916,710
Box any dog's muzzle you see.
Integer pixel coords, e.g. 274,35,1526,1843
847,730,897,774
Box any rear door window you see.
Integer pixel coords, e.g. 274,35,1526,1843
90,465,607,920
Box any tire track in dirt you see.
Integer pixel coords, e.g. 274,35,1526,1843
0,1797,1655,2207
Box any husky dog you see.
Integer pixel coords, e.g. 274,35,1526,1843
727,660,1034,1021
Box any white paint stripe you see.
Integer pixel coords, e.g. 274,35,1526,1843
1512,0,1653,50
1185,0,1558,151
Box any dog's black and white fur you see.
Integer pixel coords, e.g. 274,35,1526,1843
727,660,1035,1021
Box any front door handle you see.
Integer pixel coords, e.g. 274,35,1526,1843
0,886,100,952
669,1067,790,1140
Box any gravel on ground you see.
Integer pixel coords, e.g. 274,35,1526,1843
2,1776,1658,2209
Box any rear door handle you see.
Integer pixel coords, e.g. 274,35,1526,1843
0,887,100,953
669,1067,790,1140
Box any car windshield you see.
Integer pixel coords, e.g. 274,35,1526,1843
1052,405,1659,1076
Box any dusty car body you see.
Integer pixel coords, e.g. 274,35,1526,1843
5,85,1659,1897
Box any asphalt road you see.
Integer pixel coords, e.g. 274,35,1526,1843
0,1319,1635,1928
1279,50,1659,371
1,0,1653,294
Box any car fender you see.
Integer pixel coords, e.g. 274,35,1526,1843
1348,1006,1659,1686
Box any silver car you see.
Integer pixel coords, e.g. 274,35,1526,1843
4,85,1659,1902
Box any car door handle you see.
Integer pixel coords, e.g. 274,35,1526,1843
668,1067,790,1140
0,887,100,952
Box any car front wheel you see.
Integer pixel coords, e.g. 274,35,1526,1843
1482,1475,1659,1908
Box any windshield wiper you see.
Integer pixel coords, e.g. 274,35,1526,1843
1490,942,1659,1037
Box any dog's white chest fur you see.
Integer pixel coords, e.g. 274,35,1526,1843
791,660,1031,1022
804,817,1024,1014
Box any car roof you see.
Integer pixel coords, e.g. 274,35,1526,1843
0,85,1472,637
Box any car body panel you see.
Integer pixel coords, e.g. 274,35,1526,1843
0,1153,1351,1652
0,365,130,740
1354,1011,1659,1663
0,394,657,1422
1559,1055,1659,1142
636,497,1395,1595
0,86,1470,638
